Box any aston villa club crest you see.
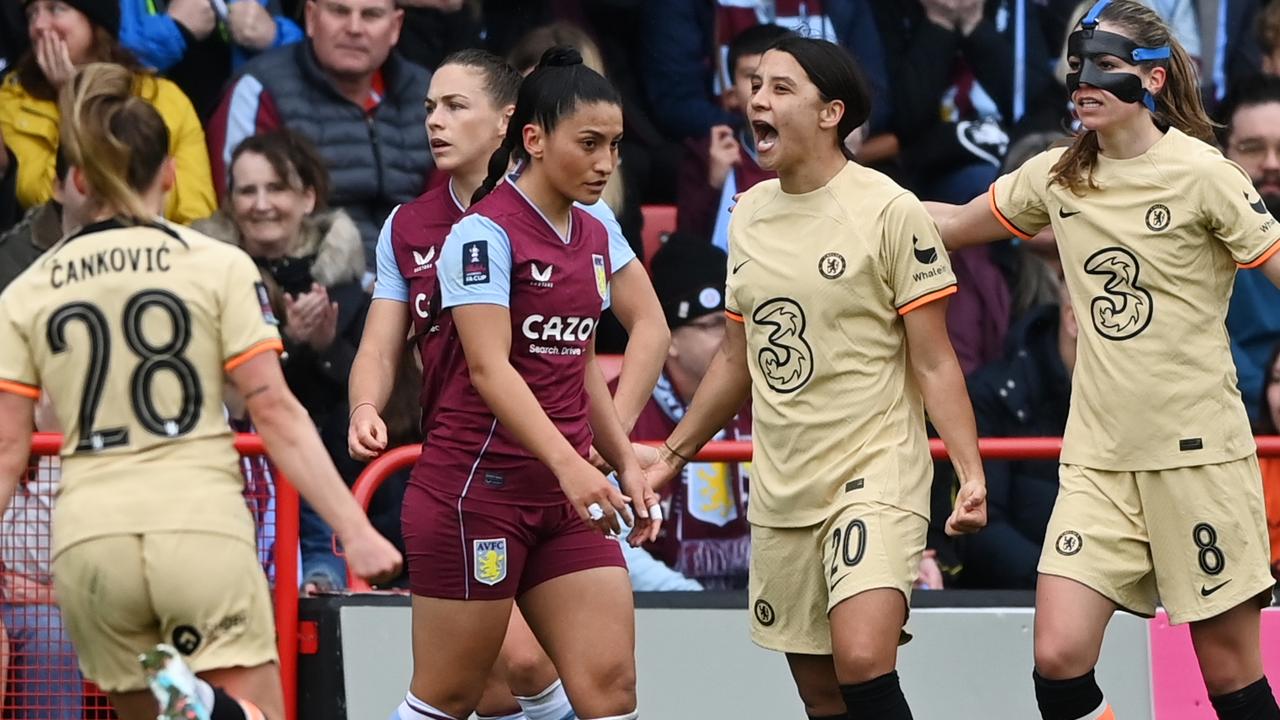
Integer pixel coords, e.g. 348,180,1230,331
592,254,608,301
687,463,738,526
473,538,507,586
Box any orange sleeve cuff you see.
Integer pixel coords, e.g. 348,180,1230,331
0,379,40,399
987,184,1033,241
898,285,958,316
1238,236,1280,269
224,338,284,373
725,309,744,323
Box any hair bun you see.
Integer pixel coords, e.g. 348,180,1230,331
538,46,583,69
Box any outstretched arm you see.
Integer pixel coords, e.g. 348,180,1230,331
924,192,1012,251
643,316,751,492
230,353,403,584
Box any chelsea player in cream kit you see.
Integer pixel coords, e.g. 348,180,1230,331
930,2,1280,718
0,64,401,720
643,37,988,720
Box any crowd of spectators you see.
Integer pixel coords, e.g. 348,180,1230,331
0,0,1278,635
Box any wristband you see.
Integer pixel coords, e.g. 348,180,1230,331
348,401,377,421
663,441,693,463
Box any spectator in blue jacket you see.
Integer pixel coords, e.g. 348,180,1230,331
1221,77,1280,422
639,0,890,142
120,0,302,117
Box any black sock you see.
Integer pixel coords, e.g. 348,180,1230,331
809,715,847,720
1209,676,1280,720
840,670,913,720
209,686,262,720
1033,669,1107,720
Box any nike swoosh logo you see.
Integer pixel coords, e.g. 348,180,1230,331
1246,192,1269,215
1059,208,1081,218
733,259,752,274
1200,580,1232,597
830,572,851,591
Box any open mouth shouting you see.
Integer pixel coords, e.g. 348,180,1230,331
751,120,779,154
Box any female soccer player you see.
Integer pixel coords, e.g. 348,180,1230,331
348,49,668,720
359,48,659,720
0,63,402,720
928,2,1280,718
642,36,987,720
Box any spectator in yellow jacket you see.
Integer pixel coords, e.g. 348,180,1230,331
0,0,214,225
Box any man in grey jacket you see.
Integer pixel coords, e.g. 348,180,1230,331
207,0,432,269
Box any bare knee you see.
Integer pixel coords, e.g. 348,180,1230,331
500,641,558,697
595,657,637,710
1034,632,1099,680
409,675,485,719
1191,614,1265,696
832,643,896,685
564,657,636,717
1198,659,1258,698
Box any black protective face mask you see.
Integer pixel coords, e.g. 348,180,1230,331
1065,0,1170,112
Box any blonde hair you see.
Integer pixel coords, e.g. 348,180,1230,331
58,63,170,222
1050,0,1215,194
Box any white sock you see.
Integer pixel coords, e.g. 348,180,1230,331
392,692,459,720
476,713,526,720
580,713,637,720
515,679,576,720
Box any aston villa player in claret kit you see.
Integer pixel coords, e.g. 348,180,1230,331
930,1,1280,718
369,48,660,720
350,48,669,720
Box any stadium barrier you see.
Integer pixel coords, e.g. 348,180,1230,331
6,435,1277,717
346,436,1280,590
3,433,300,720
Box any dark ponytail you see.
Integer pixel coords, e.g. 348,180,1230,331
471,46,622,205
472,125,519,205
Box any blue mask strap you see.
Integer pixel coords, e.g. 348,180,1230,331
1081,0,1111,28
1131,46,1171,61
1134,46,1169,111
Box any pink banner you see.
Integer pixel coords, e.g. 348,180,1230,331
1150,608,1280,718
